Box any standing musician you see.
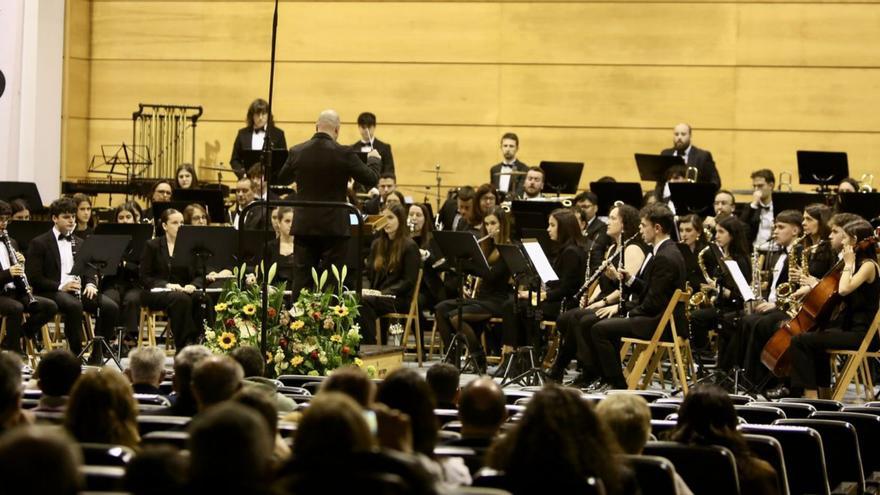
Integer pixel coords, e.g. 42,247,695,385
489,133,529,201
139,209,211,351
0,201,57,355
352,112,395,179
784,218,880,399
357,204,420,345
741,169,776,248
499,209,585,356
660,123,721,188
230,98,287,179
587,203,687,391
26,198,120,356
677,214,709,298
434,206,513,372
548,203,645,385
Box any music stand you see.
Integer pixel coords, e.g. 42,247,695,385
6,221,52,254
151,201,192,237
238,149,289,183
94,223,154,264
668,182,719,217
634,153,684,182
590,182,643,217
539,161,584,196
173,226,238,331
509,200,562,239
71,234,131,368
0,182,43,213
172,188,227,224
520,228,556,258
772,192,823,215
796,151,849,192
837,192,880,222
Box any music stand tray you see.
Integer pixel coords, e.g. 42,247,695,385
590,181,644,217
94,223,154,265
0,182,43,212
539,161,584,195
668,182,719,217
772,192,823,215
796,151,849,187
172,226,238,274
837,192,880,221
634,153,684,182
172,189,227,224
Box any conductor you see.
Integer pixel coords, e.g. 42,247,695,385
278,110,381,295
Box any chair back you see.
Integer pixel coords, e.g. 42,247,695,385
623,454,677,495
810,411,880,481
136,415,190,435
739,424,831,495
605,389,669,403
79,465,125,492
78,443,136,467
743,434,791,495
780,398,843,412
650,420,677,439
649,402,680,420
735,405,786,424
774,418,865,494
133,393,172,407
750,401,816,419
141,430,189,450
643,441,740,495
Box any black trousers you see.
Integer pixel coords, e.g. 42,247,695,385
358,295,409,345
741,309,789,385
434,298,502,352
142,290,209,350
553,307,599,374
789,327,875,390
0,293,57,352
500,296,562,348
589,315,662,387
292,235,349,297
40,291,119,355
103,286,143,336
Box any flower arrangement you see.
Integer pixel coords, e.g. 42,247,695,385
268,265,375,378
205,263,286,355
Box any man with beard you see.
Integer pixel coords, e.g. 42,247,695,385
660,123,720,188
489,133,528,201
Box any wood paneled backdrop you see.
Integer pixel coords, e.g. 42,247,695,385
62,0,880,202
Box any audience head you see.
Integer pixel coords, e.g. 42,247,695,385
316,109,341,140
672,384,752,464
246,98,271,129
640,203,676,244
49,198,77,234
500,132,519,161
376,368,438,456
595,393,651,455
175,163,198,189
458,377,506,438
548,208,583,247
183,203,209,226
750,169,775,202
114,201,142,223
320,365,375,408
10,198,30,221
426,363,460,408
171,345,212,408
232,387,279,445
0,352,23,428
191,355,244,411
64,368,140,448
357,111,378,141
230,346,265,378
524,167,545,197
291,392,374,466
377,172,396,200
151,180,174,204
0,426,82,495
126,346,166,388
124,445,187,495
36,349,81,398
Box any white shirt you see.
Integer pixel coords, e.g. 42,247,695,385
0,243,15,290
53,226,77,290
676,145,691,164
251,128,266,151
359,140,373,153
498,163,513,193
753,201,775,249
768,251,788,303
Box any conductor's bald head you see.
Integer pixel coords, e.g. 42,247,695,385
316,109,340,140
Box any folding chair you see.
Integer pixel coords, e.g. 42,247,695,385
378,268,423,366
620,289,694,392
827,308,880,401
138,307,174,354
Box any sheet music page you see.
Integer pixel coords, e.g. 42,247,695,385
725,259,756,301
522,240,559,284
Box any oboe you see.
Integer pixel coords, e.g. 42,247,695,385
0,230,37,308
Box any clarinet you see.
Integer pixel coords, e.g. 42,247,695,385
69,232,81,300
0,230,37,308
574,232,640,306
617,237,627,316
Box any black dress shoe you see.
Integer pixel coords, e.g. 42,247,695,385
764,385,791,400
571,373,600,388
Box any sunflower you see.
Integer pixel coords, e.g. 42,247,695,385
290,320,305,331
291,355,304,366
214,302,228,312
330,334,343,343
242,304,257,316
332,305,349,317
218,332,237,350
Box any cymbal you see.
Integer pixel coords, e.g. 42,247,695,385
493,170,528,176
418,169,454,174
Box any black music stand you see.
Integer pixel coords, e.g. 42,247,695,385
539,161,584,196
509,200,561,239
172,226,238,331
71,234,130,367
94,223,154,264
172,189,227,224
151,201,192,237
796,151,849,193
772,192,824,215
7,221,52,254
634,153,684,182
0,182,43,213
520,228,556,257
433,231,491,373
668,182,718,217
590,181,643,217
837,192,880,224
239,149,289,183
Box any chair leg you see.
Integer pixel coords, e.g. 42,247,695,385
414,314,422,367
672,342,690,395
374,318,381,346
864,358,875,401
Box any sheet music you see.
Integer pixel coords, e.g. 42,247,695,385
522,240,559,284
724,260,756,302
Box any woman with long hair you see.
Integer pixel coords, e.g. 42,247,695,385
434,206,513,370
174,163,199,189
549,203,646,385
143,180,174,223
101,202,148,342
358,204,420,344
791,203,835,297
408,203,446,316
670,384,779,494
183,203,209,226
473,183,499,228
230,98,287,179
678,214,708,297
71,193,95,239
113,201,142,224
257,206,295,286
64,368,140,449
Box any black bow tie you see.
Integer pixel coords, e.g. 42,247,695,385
254,128,266,135
58,233,72,241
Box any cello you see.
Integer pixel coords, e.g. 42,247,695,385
761,228,880,376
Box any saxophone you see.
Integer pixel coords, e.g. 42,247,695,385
689,244,718,309
775,234,805,314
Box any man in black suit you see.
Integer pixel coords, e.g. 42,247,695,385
489,132,528,201
575,191,612,276
740,168,776,249
0,201,57,355
230,98,287,179
279,109,381,295
351,112,394,182
660,123,721,188
25,198,119,357
585,203,687,390
362,172,396,215
230,177,265,230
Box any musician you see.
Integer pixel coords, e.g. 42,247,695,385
384,191,406,212
703,189,737,231
740,169,775,248
363,173,397,215
25,198,120,356
101,204,144,341
573,200,613,278
114,201,143,223
434,206,513,371
254,206,294,286
139,208,210,350
521,167,545,200
660,123,721,187
573,192,605,242
0,201,57,355
785,219,879,399
358,204,420,344
408,203,446,312
794,204,836,290
549,203,645,385
175,163,199,190
475,184,499,223
500,209,585,354
837,177,859,194
10,199,30,222
489,133,528,200
72,193,95,240
247,163,280,202
279,110,381,295
183,204,209,226
231,177,265,230
352,112,394,179
678,214,709,296
142,180,174,223
451,187,479,233
587,203,687,390
652,165,688,209
230,98,287,179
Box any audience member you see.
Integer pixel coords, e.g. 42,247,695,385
319,365,376,408
232,387,291,463
0,426,82,495
64,368,140,449
188,402,272,495
0,352,31,434
124,445,188,495
34,349,81,411
426,362,460,409
191,355,244,411
159,344,211,416
126,346,167,395
449,376,506,449
230,345,295,412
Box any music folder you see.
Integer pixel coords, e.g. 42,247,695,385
521,239,558,284
724,260,756,302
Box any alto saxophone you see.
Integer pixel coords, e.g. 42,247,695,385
689,244,719,309
775,234,805,314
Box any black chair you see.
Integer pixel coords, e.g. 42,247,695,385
643,441,740,495
141,431,189,450
842,406,880,417
739,424,831,495
33,410,64,424
278,385,311,396
605,389,669,403
284,471,410,494
775,418,864,495
750,401,817,419
623,454,677,495
301,381,323,394
811,411,880,481
743,434,790,495
735,405,786,424
864,401,880,408
649,402,680,420
442,421,463,433
473,469,606,494
20,398,38,409
650,420,677,439
79,465,126,492
728,394,755,406
277,374,328,387
158,380,174,395
136,415,190,435
654,397,685,405
434,408,459,426
79,443,136,467
502,389,533,405
780,397,843,412
278,421,298,439
133,393,172,407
